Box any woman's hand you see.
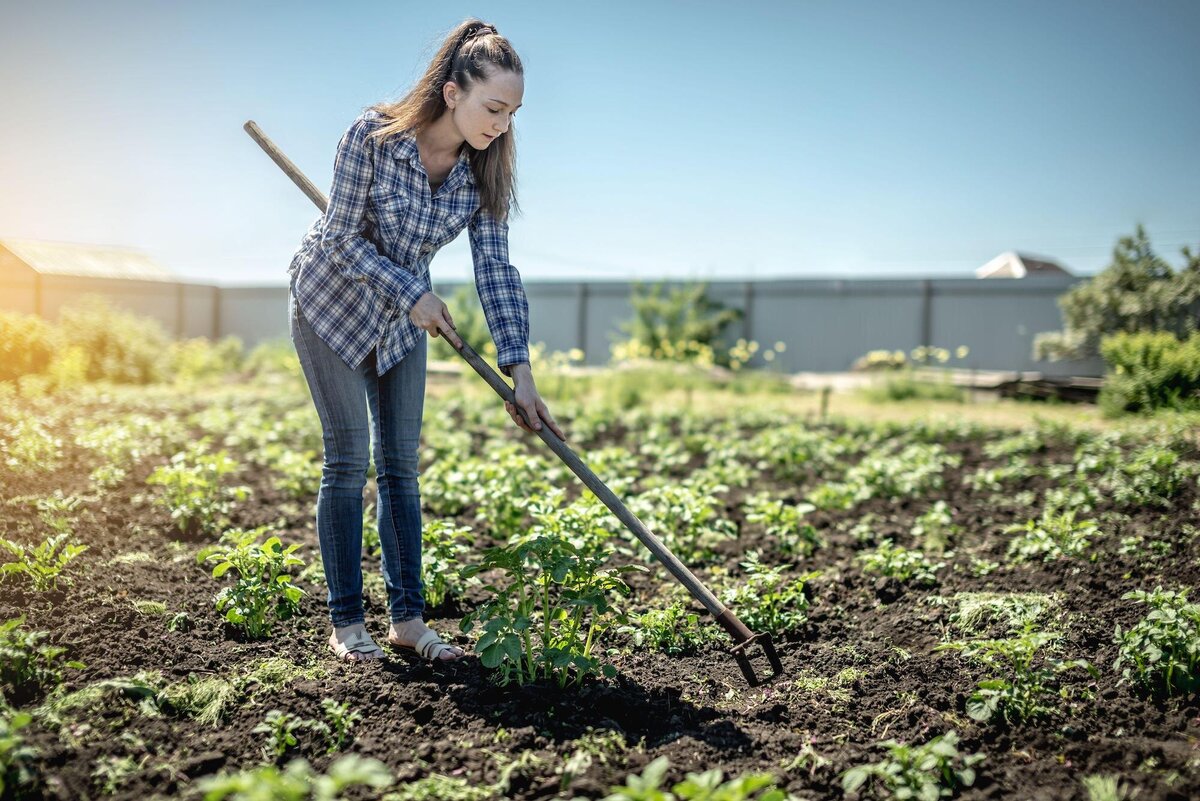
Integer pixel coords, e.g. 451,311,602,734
409,291,463,349
504,365,566,440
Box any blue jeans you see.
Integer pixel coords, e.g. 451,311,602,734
289,284,426,628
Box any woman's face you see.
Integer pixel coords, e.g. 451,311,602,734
448,69,524,150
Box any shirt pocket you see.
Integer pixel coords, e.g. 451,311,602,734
368,187,413,244
434,208,471,248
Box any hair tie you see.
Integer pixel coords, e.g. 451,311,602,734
468,24,495,40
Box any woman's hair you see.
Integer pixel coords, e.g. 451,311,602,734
368,18,523,223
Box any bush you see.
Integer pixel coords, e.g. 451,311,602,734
55,295,171,383
1098,330,1200,415
0,313,54,382
614,280,742,367
1034,225,1200,361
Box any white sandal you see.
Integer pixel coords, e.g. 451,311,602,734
391,629,465,662
329,629,383,662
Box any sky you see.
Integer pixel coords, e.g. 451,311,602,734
1,0,1197,286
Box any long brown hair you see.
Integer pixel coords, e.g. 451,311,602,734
367,18,523,223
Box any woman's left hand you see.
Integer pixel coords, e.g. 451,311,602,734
505,367,565,440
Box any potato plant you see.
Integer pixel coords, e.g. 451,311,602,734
719,552,818,636
198,529,306,639
460,533,644,688
841,730,985,801
1114,586,1200,695
145,441,251,538
935,627,1095,724
0,533,88,592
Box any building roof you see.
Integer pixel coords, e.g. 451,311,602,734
975,251,1071,279
0,238,176,282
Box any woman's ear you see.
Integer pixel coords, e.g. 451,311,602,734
443,80,459,110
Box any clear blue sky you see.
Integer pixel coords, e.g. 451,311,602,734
1,1,1197,286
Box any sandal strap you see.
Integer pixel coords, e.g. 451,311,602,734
335,631,380,657
414,629,447,660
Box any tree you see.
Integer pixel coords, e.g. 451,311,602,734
1034,225,1200,361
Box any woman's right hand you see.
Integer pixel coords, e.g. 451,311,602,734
409,291,463,349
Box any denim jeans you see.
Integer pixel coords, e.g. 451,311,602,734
288,283,426,628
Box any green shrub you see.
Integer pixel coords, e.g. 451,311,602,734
614,280,743,368
55,295,170,383
1034,225,1200,361
1099,330,1200,415
0,312,54,382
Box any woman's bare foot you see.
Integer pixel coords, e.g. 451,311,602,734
387,618,465,661
328,623,384,662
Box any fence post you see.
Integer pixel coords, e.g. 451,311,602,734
920,279,933,346
577,282,589,361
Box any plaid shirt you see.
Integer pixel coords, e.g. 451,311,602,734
288,108,530,378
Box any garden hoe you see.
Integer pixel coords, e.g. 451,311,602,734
243,120,784,687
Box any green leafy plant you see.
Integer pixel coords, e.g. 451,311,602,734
0,532,88,592
617,600,724,655
630,484,736,565
1004,510,1099,562
935,627,1095,724
198,529,306,639
0,706,38,798
459,534,643,688
254,709,302,759
743,493,822,556
0,617,85,702
308,698,361,755
614,280,743,368
602,754,794,801
1114,586,1200,695
858,540,943,586
92,753,147,796
911,501,960,555
197,754,393,801
1099,330,1200,414
421,519,475,608
719,553,818,636
841,730,984,801
146,441,251,537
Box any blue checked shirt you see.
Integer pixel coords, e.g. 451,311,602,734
288,108,530,378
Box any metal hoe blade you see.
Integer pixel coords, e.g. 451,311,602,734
242,119,785,687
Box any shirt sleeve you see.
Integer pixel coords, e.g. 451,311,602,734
318,114,429,316
467,203,531,378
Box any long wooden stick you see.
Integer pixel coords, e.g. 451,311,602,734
243,119,772,655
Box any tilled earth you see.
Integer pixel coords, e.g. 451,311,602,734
1,388,1199,801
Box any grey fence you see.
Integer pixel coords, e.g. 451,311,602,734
0,274,1105,376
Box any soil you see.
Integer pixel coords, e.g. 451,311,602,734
1,389,1198,801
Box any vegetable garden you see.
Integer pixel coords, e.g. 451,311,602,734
1,351,1198,801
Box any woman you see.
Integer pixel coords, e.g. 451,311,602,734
287,18,565,663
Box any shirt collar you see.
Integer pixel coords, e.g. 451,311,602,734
388,128,476,189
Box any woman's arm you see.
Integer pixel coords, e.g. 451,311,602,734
466,204,531,379
318,115,430,318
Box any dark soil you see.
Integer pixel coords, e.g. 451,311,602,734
2,388,1198,801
